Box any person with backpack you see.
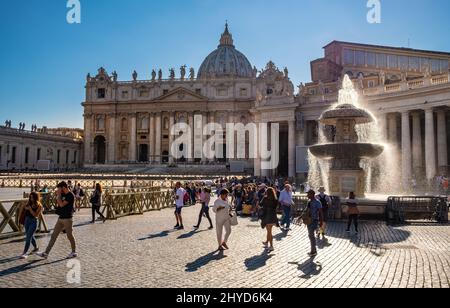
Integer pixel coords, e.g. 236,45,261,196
316,187,332,240
304,190,323,257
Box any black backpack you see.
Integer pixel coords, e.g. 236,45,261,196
318,194,329,210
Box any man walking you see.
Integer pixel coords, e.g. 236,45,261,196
316,187,331,240
37,182,77,259
279,184,293,232
305,190,323,257
174,182,185,229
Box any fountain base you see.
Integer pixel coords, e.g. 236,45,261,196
329,169,366,198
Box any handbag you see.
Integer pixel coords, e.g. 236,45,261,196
229,212,238,226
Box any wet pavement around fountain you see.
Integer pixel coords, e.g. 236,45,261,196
0,188,449,288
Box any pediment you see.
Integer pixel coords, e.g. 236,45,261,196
152,87,208,102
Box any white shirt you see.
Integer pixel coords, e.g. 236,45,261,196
175,188,185,208
213,198,231,221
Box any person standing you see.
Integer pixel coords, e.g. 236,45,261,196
213,189,232,251
174,182,185,229
346,192,360,234
194,187,213,230
260,188,279,252
37,182,77,259
316,187,332,240
90,183,106,223
305,190,323,257
279,184,294,232
20,192,43,259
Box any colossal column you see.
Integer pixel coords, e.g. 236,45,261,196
155,112,162,163
411,111,423,177
107,114,116,164
401,111,412,190
424,108,436,180
169,112,175,163
83,114,93,165
149,113,155,163
288,120,296,178
129,114,137,162
436,108,448,174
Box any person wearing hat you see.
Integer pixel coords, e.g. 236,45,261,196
213,189,233,251
316,187,332,240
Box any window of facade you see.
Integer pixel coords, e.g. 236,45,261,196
66,150,69,164
266,88,273,95
388,55,398,69
97,88,106,99
343,49,354,65
139,90,149,97
97,116,105,131
121,118,128,131
217,88,227,96
25,148,29,164
163,117,169,130
11,147,16,164
368,80,375,88
37,148,41,161
195,89,202,95
355,50,365,66
73,151,77,164
163,89,169,95
377,53,387,68
57,150,61,164
0,146,2,163
240,88,248,96
122,91,129,99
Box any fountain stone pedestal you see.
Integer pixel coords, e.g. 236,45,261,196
329,169,366,198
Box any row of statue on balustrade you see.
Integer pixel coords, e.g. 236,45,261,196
89,66,197,83
3,120,45,133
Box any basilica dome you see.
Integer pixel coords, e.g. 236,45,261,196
197,24,254,79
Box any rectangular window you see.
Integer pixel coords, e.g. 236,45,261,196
366,52,376,67
73,151,77,164
343,49,354,65
25,148,29,164
11,147,16,164
57,150,61,164
409,57,420,71
240,88,248,96
97,88,106,99
377,53,387,68
0,146,2,163
368,80,375,88
441,59,449,72
195,89,202,95
217,88,227,96
420,57,430,71
388,55,398,69
139,90,148,97
431,59,440,73
66,150,69,164
37,148,41,161
355,50,365,66
399,56,408,70
163,89,169,95
121,91,129,99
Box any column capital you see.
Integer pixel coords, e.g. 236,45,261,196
127,112,137,118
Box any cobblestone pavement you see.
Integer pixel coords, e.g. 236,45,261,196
0,198,449,288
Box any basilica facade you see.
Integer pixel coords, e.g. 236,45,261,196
82,24,450,184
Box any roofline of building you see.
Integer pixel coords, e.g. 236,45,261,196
323,40,450,57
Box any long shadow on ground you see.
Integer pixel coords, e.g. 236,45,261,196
185,250,226,272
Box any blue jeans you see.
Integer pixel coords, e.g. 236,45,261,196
307,220,319,253
280,205,291,229
23,216,38,254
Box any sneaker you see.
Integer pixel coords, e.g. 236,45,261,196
36,252,48,259
67,252,78,259
262,241,268,248
177,225,184,230
267,247,275,252
174,224,179,229
308,252,317,257
208,226,214,230
31,248,39,255
20,254,28,260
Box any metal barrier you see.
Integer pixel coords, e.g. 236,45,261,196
103,189,174,220
0,199,49,239
23,187,162,213
0,178,166,189
386,196,449,224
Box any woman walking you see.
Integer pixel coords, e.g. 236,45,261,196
346,192,359,234
194,187,213,230
260,188,279,252
20,192,43,259
213,189,232,251
90,183,106,223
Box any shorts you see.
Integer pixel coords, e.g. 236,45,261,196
174,207,183,215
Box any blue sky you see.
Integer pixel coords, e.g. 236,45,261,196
1,0,449,129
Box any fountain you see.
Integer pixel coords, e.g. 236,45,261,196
309,75,384,198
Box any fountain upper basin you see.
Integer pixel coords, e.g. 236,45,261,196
309,143,384,160
319,104,376,126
